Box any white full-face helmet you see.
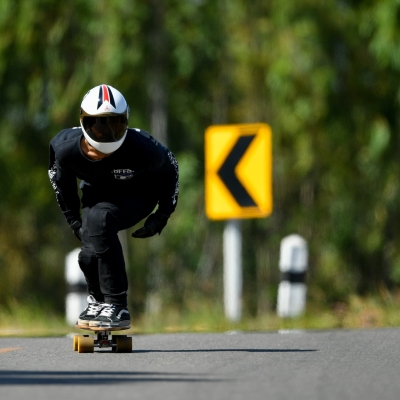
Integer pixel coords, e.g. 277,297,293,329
80,84,129,154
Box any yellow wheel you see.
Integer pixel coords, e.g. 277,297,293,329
78,336,94,353
73,335,84,351
115,336,132,353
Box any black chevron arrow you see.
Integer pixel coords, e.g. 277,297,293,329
217,135,257,207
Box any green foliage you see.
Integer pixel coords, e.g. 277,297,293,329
1,0,400,324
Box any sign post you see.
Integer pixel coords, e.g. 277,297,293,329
223,219,242,322
205,123,273,321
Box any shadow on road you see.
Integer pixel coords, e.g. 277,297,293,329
0,370,220,385
133,349,318,354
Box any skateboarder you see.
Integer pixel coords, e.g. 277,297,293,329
48,84,179,327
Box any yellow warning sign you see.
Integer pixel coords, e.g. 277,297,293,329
205,123,273,220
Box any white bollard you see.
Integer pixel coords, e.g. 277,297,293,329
277,234,308,318
65,248,87,326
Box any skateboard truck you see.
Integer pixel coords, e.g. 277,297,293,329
97,330,113,348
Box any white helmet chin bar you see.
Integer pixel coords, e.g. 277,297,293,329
80,121,127,154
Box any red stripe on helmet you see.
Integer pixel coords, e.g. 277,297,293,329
102,85,110,103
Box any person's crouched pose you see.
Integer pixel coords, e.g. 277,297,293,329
48,84,179,327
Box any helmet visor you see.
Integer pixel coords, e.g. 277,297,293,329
82,116,128,143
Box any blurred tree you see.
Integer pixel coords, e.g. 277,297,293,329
1,0,400,319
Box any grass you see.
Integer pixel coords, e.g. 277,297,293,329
1,294,400,337
134,293,400,333
0,299,70,337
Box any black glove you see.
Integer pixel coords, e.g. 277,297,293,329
69,220,83,241
131,212,169,239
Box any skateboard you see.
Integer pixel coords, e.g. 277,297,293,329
73,324,132,353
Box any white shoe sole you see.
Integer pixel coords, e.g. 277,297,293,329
77,319,92,326
88,320,130,328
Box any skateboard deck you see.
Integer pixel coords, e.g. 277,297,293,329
73,324,132,353
75,324,131,331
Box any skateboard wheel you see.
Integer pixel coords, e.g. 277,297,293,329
73,335,85,351
115,336,132,353
78,336,94,353
111,335,127,351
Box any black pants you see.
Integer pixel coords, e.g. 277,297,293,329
78,187,159,306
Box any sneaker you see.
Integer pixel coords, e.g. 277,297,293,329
77,295,105,326
89,303,130,328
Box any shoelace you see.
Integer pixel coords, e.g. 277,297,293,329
98,304,116,317
86,302,103,316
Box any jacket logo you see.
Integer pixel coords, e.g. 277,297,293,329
112,169,134,180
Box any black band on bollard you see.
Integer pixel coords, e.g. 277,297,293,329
67,283,87,294
280,271,307,284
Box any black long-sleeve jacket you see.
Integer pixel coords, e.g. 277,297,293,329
48,127,179,225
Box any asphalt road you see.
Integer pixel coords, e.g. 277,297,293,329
0,328,399,400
